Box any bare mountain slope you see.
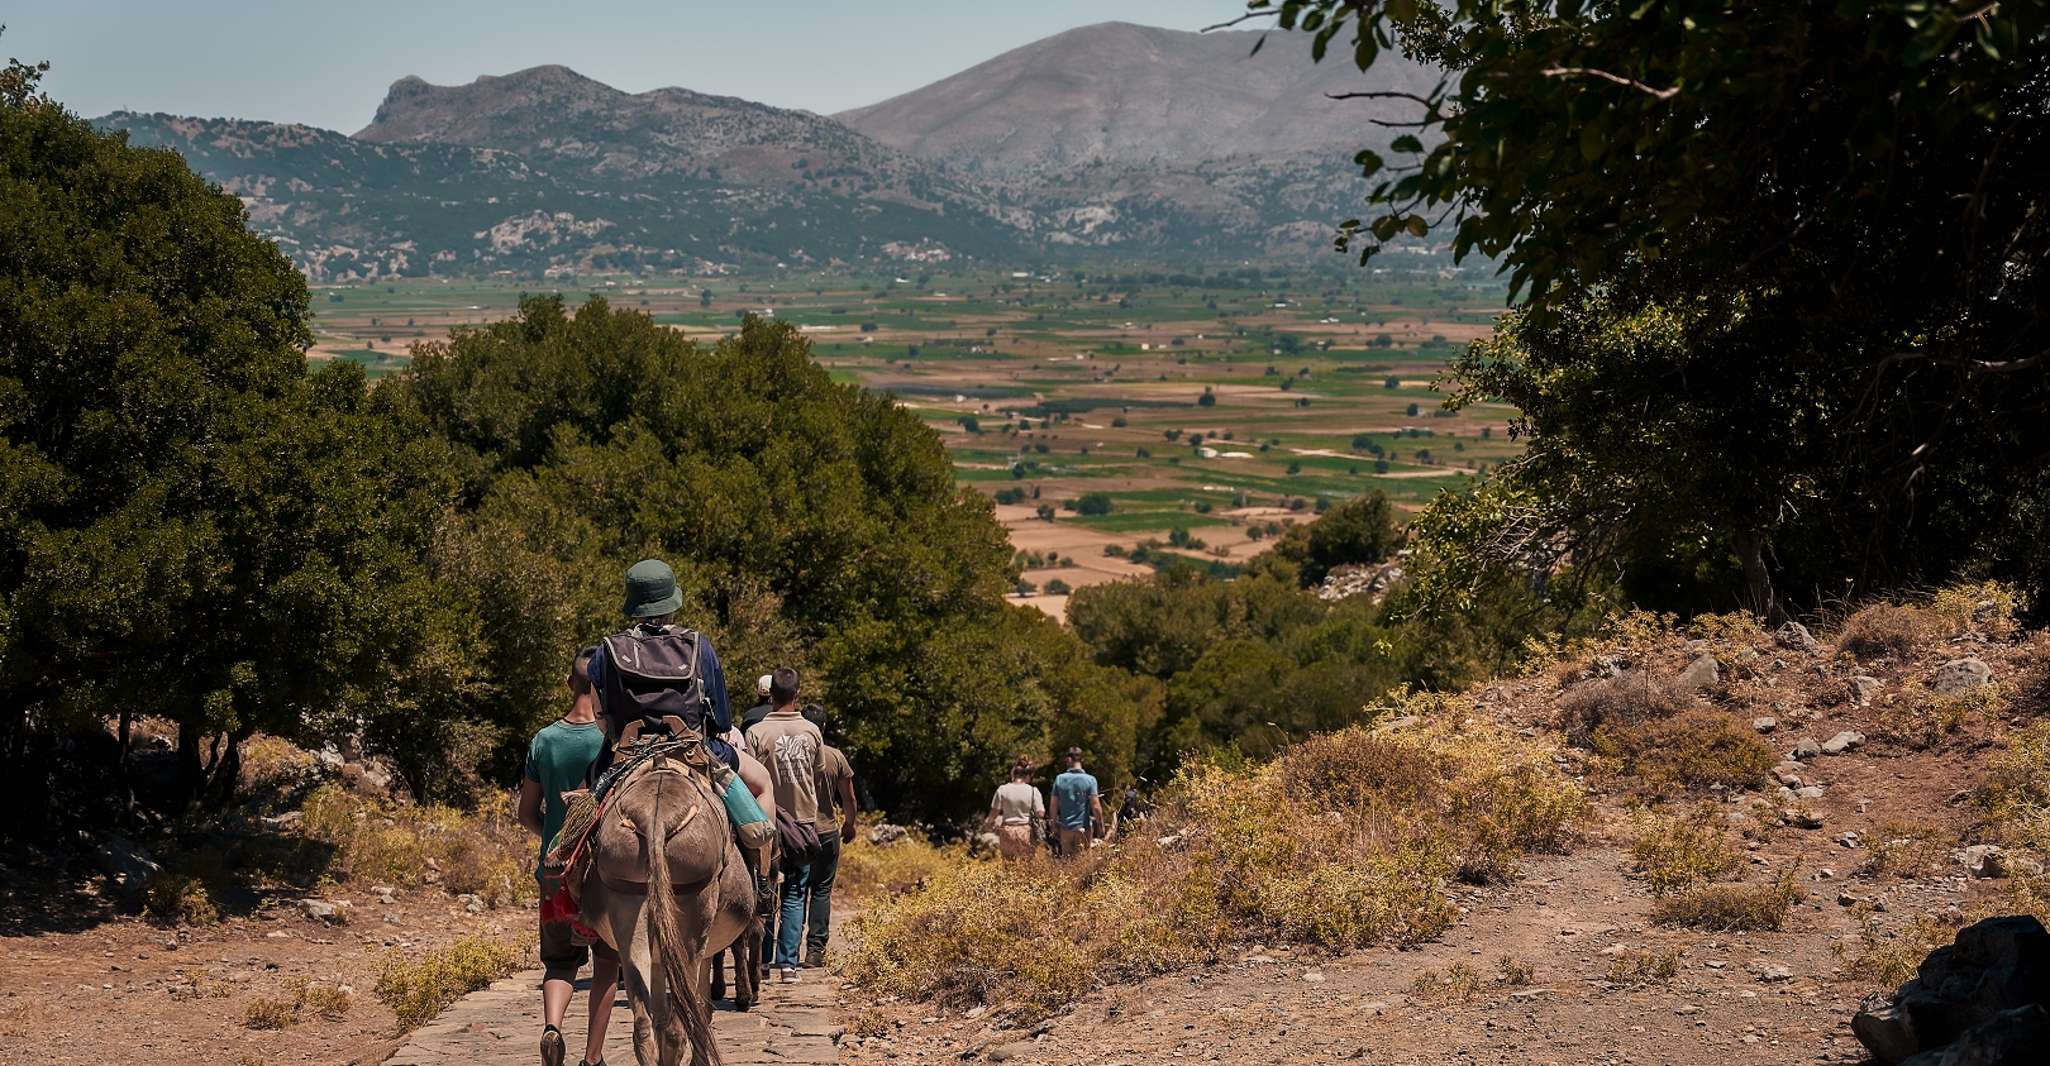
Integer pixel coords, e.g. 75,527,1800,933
837,21,1441,170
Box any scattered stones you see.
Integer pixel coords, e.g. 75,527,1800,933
91,836,161,898
1301,970,1325,983
868,823,909,847
457,893,486,914
1776,621,1821,653
1754,716,1779,734
1785,809,1826,830
1755,962,1793,983
1678,653,1721,691
990,1039,1037,1062
372,885,397,905
1821,730,1866,755
1773,763,1806,787
1794,785,1826,801
1837,832,1864,849
1793,738,1824,760
1315,562,1405,604
1932,658,1994,697
1851,675,1885,707
1852,915,2050,1065
301,899,350,924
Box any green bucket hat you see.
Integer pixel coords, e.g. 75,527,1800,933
622,558,684,618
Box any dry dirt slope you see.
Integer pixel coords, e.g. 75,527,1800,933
836,596,2050,1065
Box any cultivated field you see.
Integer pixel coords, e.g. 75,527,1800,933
308,265,1515,617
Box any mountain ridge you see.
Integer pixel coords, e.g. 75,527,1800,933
98,22,1430,279
836,21,1440,169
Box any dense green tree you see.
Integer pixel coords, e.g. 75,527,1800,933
0,81,455,825
1264,490,1401,586
386,300,1139,816
1264,0,2050,615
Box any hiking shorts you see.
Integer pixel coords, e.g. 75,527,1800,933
538,877,617,972
1055,826,1090,857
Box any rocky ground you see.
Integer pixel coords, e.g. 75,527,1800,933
0,870,531,1066
837,609,2049,1065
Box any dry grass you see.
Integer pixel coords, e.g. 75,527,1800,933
145,870,221,927
243,997,297,1030
287,978,353,1022
1630,805,1742,894
300,785,536,907
845,1005,892,1039
1835,911,1955,987
1650,870,1799,931
373,936,526,1032
1836,604,1934,662
844,705,1583,1019
1861,822,1953,879
1605,949,1680,985
1559,673,1692,748
835,824,962,903
1497,955,1535,986
1410,962,1484,1001
1598,709,1778,795
1927,581,2022,639
1975,722,2050,853
1878,684,2008,751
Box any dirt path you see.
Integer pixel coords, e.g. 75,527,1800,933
383,966,841,1066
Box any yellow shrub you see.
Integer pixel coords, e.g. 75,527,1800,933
243,998,296,1030
1928,582,2021,638
835,823,961,903
287,977,352,1022
145,872,221,927
845,709,1581,1020
373,936,525,1032
1599,709,1777,795
1606,949,1679,985
1651,870,1799,931
297,785,536,906
1977,722,2050,852
1631,805,1741,895
1836,604,1934,661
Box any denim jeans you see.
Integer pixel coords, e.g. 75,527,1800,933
775,857,811,968
804,831,842,954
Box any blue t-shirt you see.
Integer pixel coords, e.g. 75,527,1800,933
1052,768,1100,831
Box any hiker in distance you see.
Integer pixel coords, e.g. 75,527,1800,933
519,649,618,1066
1049,746,1101,858
746,669,825,984
985,756,1046,861
801,703,858,967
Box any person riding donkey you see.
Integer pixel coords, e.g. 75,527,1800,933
539,559,780,1016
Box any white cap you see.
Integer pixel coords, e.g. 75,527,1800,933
757,674,774,696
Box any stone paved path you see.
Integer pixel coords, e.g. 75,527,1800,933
383,967,841,1066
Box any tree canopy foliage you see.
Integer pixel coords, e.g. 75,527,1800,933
0,57,1154,830
0,70,456,826
1263,0,2050,616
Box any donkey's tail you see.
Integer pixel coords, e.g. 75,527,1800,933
647,761,721,1066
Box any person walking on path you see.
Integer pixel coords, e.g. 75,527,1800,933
1049,747,1100,859
517,649,618,1066
985,757,1045,861
740,674,774,734
745,668,824,984
801,703,857,967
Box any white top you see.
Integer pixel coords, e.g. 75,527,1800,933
989,780,1045,826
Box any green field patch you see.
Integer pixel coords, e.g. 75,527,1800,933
1065,511,1232,533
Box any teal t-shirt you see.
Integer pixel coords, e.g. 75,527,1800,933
525,718,605,876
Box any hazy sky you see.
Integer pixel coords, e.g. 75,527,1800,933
7,1,1242,131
